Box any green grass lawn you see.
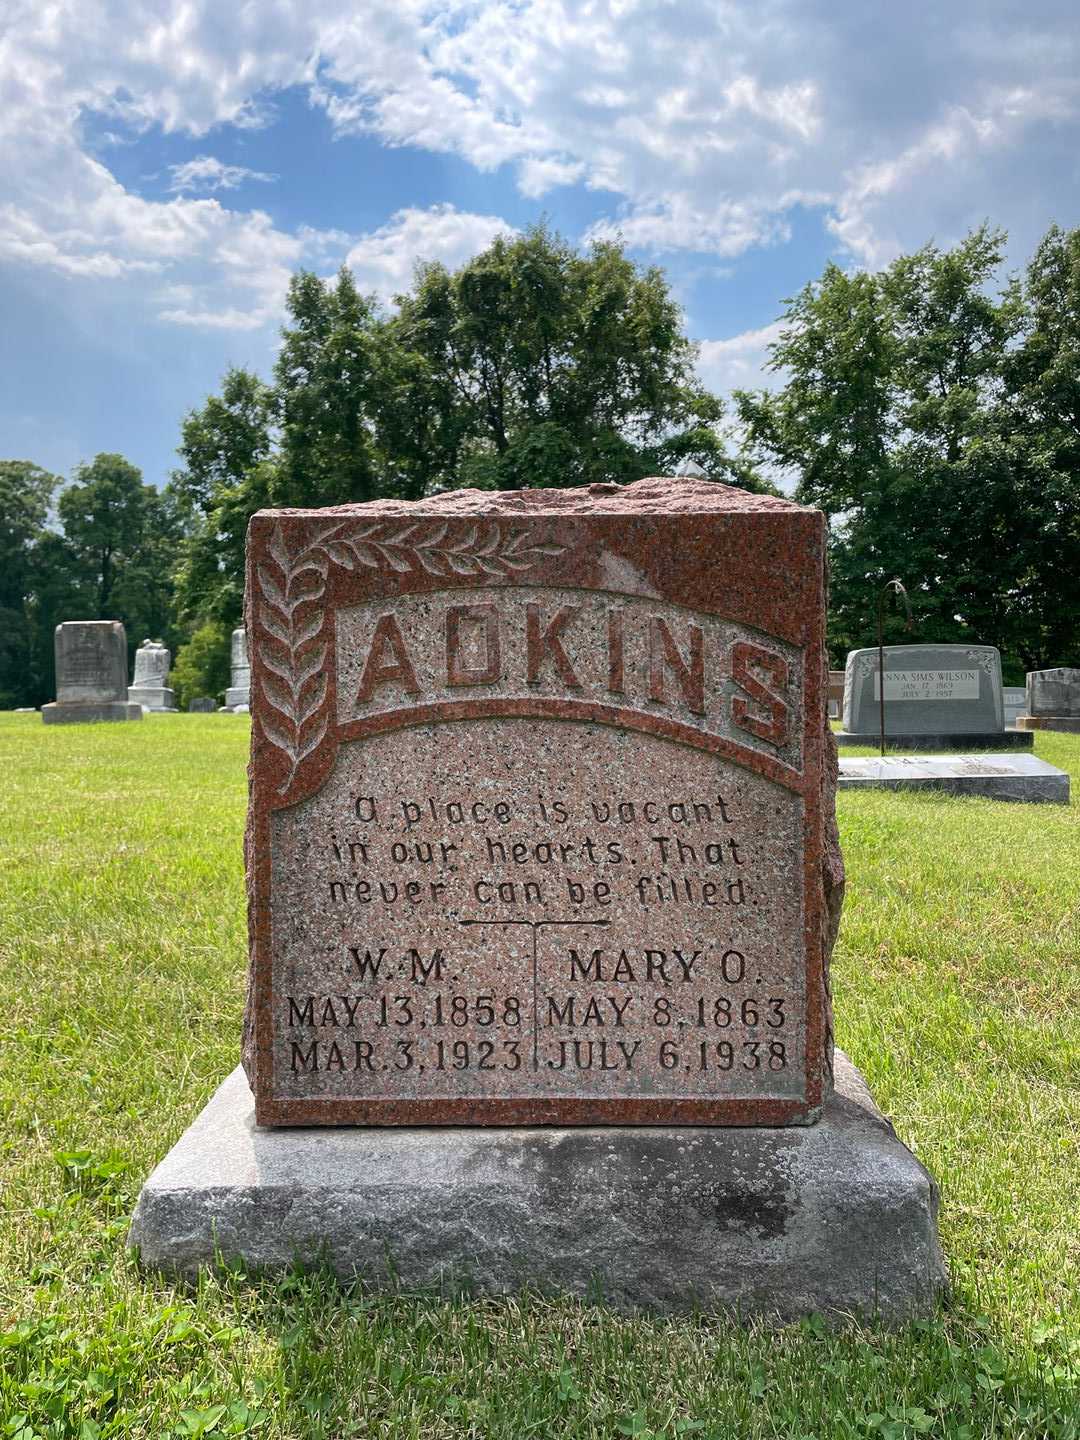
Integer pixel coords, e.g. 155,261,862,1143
0,713,1076,1439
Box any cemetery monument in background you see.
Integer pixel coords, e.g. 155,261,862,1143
128,638,177,712
838,643,1032,751
42,621,142,725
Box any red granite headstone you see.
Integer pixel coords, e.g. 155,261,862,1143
242,476,843,1126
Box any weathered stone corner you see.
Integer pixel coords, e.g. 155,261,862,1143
129,1051,945,1323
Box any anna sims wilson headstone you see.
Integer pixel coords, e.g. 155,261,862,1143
241,477,844,1127
839,642,1032,751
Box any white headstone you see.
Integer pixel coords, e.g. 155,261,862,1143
225,627,251,710
128,638,177,712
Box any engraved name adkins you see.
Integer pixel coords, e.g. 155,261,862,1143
244,482,837,1127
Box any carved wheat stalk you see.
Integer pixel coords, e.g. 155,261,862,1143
255,518,566,792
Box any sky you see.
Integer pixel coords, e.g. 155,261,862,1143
2,0,1079,491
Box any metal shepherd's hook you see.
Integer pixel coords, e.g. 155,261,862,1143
876,578,914,757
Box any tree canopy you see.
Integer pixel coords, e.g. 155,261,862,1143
170,225,768,631
735,225,1080,672
0,461,60,708
3,220,1079,711
382,226,739,493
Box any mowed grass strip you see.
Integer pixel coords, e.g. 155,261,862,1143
0,712,1076,1439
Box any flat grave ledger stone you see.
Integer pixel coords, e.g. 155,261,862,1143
837,643,1032,751
42,621,142,725
1017,668,1080,735
188,697,216,713
837,753,1069,804
225,627,251,710
240,476,845,1128
128,638,177,712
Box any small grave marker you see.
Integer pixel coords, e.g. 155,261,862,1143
1017,668,1080,735
225,627,251,710
128,638,178,712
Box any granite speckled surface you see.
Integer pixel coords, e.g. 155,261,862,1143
241,477,843,1127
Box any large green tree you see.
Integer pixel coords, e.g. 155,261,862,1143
172,274,387,633
59,452,185,669
1002,225,1080,667
0,461,61,707
171,366,274,631
272,267,382,508
172,226,763,631
385,226,744,493
736,226,1080,672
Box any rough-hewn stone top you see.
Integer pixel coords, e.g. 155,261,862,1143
259,475,807,520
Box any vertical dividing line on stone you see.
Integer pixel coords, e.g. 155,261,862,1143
459,917,538,1069
459,917,611,1076
531,924,540,1070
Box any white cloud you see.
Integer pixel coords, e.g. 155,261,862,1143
345,204,518,304
1,0,1078,346
517,156,587,199
0,7,346,335
827,84,1080,266
296,0,1080,265
167,155,276,194
697,322,786,396
587,199,790,258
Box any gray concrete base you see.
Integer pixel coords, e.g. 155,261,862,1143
835,729,1033,751
838,753,1070,803
224,687,250,709
128,686,177,712
1016,715,1080,735
128,1054,945,1322
42,701,143,724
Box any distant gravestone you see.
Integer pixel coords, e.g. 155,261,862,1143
1002,686,1025,729
42,622,142,725
130,477,944,1319
188,697,216,713
128,639,177,712
224,628,250,710
837,643,1031,750
828,669,844,719
1017,668,1080,735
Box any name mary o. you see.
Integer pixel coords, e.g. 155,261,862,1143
345,596,795,749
